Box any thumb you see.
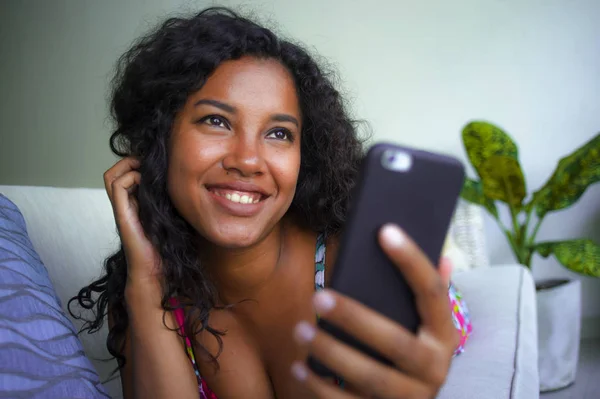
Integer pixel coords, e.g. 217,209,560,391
438,256,453,287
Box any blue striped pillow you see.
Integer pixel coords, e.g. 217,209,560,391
0,194,109,398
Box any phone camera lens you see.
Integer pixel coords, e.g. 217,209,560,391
382,149,412,172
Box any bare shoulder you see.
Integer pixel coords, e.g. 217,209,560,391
324,232,341,283
283,219,341,276
325,233,341,263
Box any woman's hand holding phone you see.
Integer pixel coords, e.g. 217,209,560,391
292,224,458,399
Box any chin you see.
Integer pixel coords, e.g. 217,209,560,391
214,236,260,249
204,223,269,249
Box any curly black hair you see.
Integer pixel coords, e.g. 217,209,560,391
68,6,365,373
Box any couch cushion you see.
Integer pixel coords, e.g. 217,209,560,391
437,265,539,399
0,194,109,398
0,185,122,397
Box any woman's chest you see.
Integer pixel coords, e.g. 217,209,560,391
196,262,317,398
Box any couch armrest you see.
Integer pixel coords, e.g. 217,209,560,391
437,265,539,399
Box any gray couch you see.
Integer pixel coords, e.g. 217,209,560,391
0,185,540,398
440,264,539,398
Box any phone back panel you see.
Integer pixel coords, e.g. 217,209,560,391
331,143,465,328
310,142,464,374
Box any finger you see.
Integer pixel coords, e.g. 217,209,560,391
111,171,142,228
378,225,454,338
291,361,358,399
103,157,140,202
313,289,447,387
438,256,453,288
294,321,430,399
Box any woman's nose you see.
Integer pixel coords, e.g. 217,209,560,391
222,135,266,177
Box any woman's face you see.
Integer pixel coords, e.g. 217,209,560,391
167,56,302,248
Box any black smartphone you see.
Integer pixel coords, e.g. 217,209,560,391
308,142,465,378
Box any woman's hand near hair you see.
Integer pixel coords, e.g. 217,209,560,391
104,157,161,291
104,157,198,399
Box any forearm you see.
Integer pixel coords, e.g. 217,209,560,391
125,284,198,399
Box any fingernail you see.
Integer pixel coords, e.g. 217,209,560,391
381,224,405,247
313,290,336,314
440,256,454,268
291,361,308,381
294,321,316,343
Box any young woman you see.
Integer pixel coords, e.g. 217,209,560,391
71,7,471,399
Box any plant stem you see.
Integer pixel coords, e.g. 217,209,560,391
523,205,533,236
528,217,543,246
502,174,525,264
519,205,535,267
510,207,521,243
491,207,509,230
520,213,544,267
504,228,520,259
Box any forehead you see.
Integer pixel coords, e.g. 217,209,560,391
188,57,300,116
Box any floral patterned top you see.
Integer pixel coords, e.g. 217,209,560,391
172,233,472,398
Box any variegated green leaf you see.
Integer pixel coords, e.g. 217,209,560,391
462,121,519,168
460,178,499,218
478,155,526,207
532,134,600,218
462,121,527,207
535,239,600,277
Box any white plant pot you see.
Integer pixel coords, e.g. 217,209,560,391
536,278,582,392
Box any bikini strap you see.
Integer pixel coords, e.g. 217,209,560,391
314,233,326,291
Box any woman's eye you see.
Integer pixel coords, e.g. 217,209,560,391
201,116,228,128
267,129,293,142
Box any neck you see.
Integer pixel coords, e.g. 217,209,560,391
201,222,288,304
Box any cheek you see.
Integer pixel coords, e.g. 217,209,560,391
270,147,301,194
169,133,225,176
167,133,222,203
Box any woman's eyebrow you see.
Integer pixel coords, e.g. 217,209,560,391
271,114,299,127
194,98,236,113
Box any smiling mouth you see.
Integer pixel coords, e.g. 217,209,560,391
207,188,266,204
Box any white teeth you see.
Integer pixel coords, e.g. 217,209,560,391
216,190,260,204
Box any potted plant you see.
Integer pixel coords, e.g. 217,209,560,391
458,121,600,392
